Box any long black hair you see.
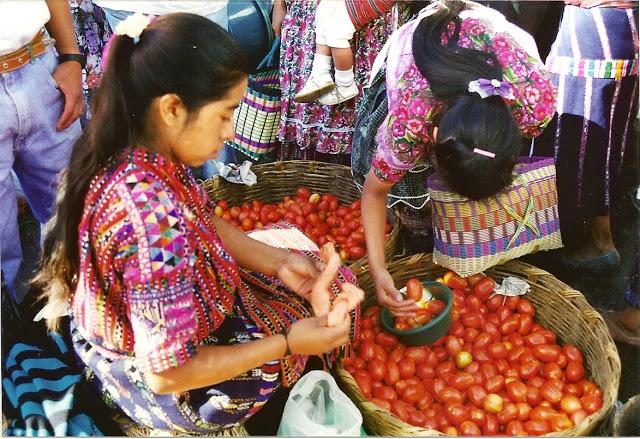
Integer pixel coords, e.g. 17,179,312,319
35,13,248,330
413,0,521,199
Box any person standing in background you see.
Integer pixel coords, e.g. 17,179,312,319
534,0,638,270
272,0,410,164
0,0,83,303
69,0,112,124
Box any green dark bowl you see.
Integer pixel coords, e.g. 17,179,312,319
380,281,453,346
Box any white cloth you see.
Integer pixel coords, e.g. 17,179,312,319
95,1,228,17
314,0,355,49
0,1,50,56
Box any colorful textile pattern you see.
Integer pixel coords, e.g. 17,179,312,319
71,148,358,432
278,0,409,158
372,5,556,184
69,0,112,120
2,332,103,437
345,0,396,29
534,5,638,220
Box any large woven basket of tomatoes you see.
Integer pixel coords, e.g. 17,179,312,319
201,160,400,266
334,253,620,437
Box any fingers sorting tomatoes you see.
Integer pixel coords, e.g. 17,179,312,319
343,272,603,435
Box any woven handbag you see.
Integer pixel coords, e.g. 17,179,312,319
427,157,563,277
230,38,281,160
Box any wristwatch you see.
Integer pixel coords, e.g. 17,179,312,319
58,53,86,69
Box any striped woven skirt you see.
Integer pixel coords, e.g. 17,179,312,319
534,5,638,223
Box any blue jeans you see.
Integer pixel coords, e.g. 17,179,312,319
101,6,234,178
0,49,81,301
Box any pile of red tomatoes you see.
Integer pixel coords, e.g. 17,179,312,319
214,187,391,261
343,272,604,436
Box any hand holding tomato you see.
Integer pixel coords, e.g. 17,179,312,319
374,269,420,317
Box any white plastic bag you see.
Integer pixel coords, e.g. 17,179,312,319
277,371,363,437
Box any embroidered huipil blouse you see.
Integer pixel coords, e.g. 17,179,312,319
371,5,557,184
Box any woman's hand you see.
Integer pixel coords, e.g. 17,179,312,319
374,269,419,317
277,243,344,317
271,0,287,37
287,314,351,356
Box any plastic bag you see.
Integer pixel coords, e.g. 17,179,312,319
277,371,363,436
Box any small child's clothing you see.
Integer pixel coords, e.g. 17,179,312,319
315,0,395,48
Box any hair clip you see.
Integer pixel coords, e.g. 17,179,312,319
473,147,496,158
115,12,152,44
468,78,515,100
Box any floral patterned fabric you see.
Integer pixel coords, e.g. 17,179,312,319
278,0,410,159
69,0,112,121
372,5,556,184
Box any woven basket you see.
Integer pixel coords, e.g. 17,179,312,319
334,253,621,437
428,157,563,277
200,160,400,266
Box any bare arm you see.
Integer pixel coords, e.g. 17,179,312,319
272,0,287,37
362,170,419,317
44,0,83,130
145,314,351,394
212,215,289,276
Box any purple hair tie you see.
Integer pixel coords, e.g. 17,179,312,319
468,78,515,100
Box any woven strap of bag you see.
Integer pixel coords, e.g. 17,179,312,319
498,175,541,249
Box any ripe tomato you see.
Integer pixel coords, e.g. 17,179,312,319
384,361,400,386
467,385,487,408
347,245,367,260
497,402,519,424
516,299,535,316
563,344,584,363
459,420,481,436
488,342,508,359
402,347,427,364
516,402,532,422
543,363,563,380
375,332,398,348
520,360,542,380
524,332,547,347
440,387,464,405
450,372,475,391
518,314,534,336
446,404,470,426
483,413,500,435
443,271,468,289
390,400,410,423
524,419,551,435
416,363,435,380
506,380,528,403
533,344,561,363
399,358,416,379
461,312,483,329
368,358,387,382
427,299,446,316
506,420,527,436
353,372,372,398
571,409,588,425
467,273,485,287
500,315,520,335
530,405,557,421
370,397,391,411
540,381,563,404
550,414,574,432
359,341,376,362
484,375,505,394
473,277,495,299
373,385,397,401
580,395,603,414
565,361,585,382
446,336,463,357
560,395,583,414
405,278,423,302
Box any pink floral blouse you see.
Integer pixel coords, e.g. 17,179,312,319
372,5,557,184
